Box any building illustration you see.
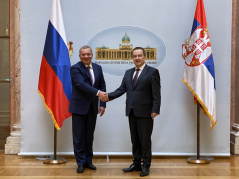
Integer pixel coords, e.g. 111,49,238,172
95,33,157,60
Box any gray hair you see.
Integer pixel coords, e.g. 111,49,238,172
79,45,92,54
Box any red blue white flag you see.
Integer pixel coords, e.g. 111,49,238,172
182,0,216,129
38,0,72,130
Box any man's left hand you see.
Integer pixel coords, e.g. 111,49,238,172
151,113,158,119
99,107,105,117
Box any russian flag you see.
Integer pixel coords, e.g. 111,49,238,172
182,0,216,129
38,0,72,130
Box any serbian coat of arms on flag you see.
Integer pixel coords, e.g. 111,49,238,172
182,0,216,129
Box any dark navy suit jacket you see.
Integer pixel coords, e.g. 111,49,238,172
108,64,161,117
69,62,106,115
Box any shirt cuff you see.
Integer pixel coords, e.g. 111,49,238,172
96,90,100,96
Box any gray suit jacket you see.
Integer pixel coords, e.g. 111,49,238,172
108,64,161,117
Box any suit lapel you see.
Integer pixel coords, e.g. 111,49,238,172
79,62,91,83
130,68,135,88
92,63,98,86
133,65,148,88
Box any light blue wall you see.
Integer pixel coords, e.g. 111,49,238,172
20,0,231,156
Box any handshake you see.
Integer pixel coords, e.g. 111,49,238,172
98,91,109,102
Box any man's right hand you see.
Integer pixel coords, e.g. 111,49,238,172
98,91,109,102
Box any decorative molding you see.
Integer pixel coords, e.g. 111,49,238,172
230,0,239,155
5,124,21,154
5,0,21,155
230,124,239,154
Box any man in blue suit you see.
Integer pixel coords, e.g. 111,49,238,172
103,47,161,177
69,45,107,173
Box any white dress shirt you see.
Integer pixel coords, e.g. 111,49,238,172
86,64,100,96
132,63,146,79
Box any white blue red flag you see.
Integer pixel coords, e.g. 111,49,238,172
38,0,72,130
182,0,216,129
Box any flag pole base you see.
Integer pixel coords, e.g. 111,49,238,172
187,157,210,164
42,156,67,164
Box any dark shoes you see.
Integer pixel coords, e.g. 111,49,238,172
84,163,97,170
122,164,142,172
140,166,150,177
76,165,84,173
76,163,96,173
122,164,149,177
77,162,149,176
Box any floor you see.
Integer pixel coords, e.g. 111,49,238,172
0,151,239,178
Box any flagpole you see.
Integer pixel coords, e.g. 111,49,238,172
187,101,210,164
196,101,200,159
43,127,67,164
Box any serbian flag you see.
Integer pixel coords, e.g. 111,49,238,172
38,0,72,130
182,0,216,129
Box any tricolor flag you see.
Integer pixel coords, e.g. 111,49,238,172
182,0,216,129
38,0,72,130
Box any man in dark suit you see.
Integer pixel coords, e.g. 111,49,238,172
69,45,107,173
103,47,161,177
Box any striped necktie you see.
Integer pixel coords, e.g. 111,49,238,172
87,66,93,86
133,69,140,86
